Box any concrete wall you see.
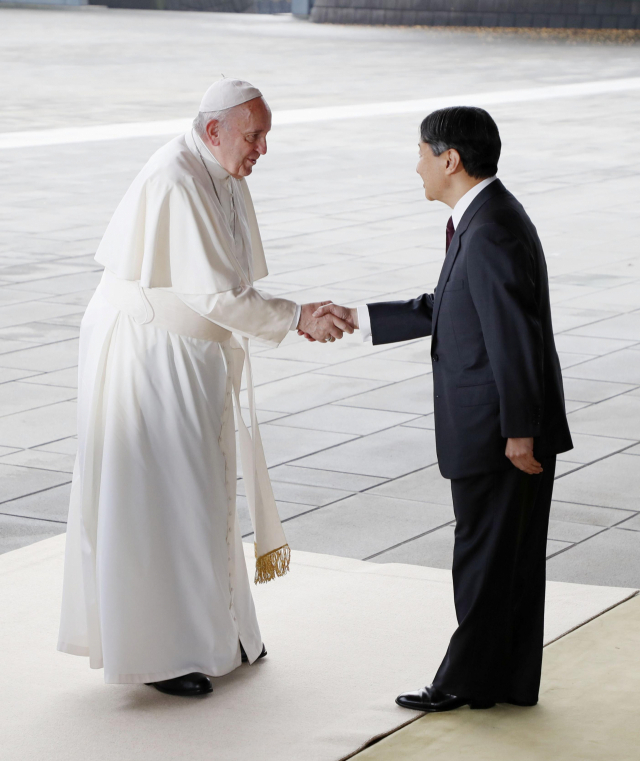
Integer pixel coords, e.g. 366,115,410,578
310,0,640,29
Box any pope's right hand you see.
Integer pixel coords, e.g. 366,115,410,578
297,302,355,343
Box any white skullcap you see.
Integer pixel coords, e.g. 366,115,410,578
199,78,263,112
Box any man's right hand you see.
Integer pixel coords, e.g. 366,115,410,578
312,303,358,329
297,302,355,343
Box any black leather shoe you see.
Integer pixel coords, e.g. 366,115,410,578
146,672,212,697
504,697,538,707
396,684,495,712
240,643,267,663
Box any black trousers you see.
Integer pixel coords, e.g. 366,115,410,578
432,457,556,704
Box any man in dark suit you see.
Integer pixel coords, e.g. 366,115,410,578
311,106,573,711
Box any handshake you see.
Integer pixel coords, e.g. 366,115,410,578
297,302,358,344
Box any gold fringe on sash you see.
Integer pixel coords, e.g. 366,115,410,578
254,543,291,585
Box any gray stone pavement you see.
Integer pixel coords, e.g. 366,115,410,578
0,9,639,586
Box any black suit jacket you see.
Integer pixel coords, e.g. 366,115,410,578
368,180,573,480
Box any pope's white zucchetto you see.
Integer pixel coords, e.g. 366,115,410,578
199,78,263,112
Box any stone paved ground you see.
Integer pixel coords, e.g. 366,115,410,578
0,8,639,586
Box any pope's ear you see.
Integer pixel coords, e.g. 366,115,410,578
206,119,222,146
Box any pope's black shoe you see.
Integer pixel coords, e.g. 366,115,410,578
240,643,267,663
396,684,495,712
146,672,213,697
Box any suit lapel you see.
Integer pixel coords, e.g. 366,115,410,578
431,180,507,334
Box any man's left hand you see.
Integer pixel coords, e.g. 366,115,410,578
506,437,543,475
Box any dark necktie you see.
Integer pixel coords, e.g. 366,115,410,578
446,216,455,253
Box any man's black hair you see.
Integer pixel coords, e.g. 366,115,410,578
420,106,501,180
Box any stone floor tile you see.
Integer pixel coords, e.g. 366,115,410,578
0,367,41,384
0,401,77,448
0,301,80,330
547,528,640,587
562,377,637,404
256,423,356,469
0,482,71,522
321,356,427,382
0,286,60,307
18,270,101,295
236,497,315,537
368,524,455,568
368,464,453,507
550,500,635,528
275,493,453,560
552,454,640,511
0,513,66,555
253,372,385,414
0,339,79,372
248,357,326,387
270,404,418,436
33,436,78,456
0,380,76,417
546,539,572,558
46,312,84,328
339,375,433,416
20,367,78,389
401,414,435,430
43,290,95,307
294,425,437,479
617,514,640,531
563,348,640,384
553,334,635,356
558,352,597,370
547,519,604,543
557,432,637,465
564,394,640,439
0,448,75,473
268,464,386,492
238,477,351,507
0,462,71,505
0,321,79,345
376,340,432,365
0,337,34,355
554,461,583,477
550,306,619,334
565,312,640,341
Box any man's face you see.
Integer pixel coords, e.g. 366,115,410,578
416,141,448,202
207,97,272,179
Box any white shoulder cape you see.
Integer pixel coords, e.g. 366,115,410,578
95,133,268,294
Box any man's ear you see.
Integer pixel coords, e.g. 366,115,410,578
444,149,462,175
206,120,221,146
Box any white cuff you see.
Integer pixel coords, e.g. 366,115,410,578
289,304,301,331
357,305,372,343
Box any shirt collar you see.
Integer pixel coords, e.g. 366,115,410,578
451,176,497,229
188,129,231,182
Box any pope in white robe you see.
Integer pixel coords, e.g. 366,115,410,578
57,79,351,695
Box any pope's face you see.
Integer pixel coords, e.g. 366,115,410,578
208,97,272,179
416,141,447,202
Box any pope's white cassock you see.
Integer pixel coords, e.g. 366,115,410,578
58,82,299,684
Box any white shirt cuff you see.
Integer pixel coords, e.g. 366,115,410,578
289,304,301,331
357,305,372,343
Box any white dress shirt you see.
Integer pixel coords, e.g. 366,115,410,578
358,177,497,342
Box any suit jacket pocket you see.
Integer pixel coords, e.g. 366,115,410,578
457,382,500,407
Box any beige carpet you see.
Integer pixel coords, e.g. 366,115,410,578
354,594,640,761
1,535,636,761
